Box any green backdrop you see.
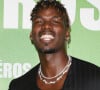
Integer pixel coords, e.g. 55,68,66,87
0,0,100,90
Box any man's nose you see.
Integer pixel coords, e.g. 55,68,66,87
42,21,52,30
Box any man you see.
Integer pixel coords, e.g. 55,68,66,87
9,0,100,90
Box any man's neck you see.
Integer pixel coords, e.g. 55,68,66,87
38,51,69,77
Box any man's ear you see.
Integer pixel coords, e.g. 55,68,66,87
30,32,32,40
65,30,70,42
30,32,34,44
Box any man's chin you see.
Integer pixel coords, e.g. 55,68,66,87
37,48,58,54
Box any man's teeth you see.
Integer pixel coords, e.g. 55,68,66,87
40,35,54,40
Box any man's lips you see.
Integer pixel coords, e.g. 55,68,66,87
39,31,55,42
40,34,54,41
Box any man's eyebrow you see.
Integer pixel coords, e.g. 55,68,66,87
33,15,42,20
32,15,62,20
53,16,62,19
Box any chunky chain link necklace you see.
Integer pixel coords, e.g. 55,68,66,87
38,56,72,84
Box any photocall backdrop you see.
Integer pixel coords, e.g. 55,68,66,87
0,0,100,90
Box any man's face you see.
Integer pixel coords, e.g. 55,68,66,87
30,7,69,53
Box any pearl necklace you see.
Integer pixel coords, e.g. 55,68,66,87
38,56,72,84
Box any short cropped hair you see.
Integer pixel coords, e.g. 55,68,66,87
30,0,71,31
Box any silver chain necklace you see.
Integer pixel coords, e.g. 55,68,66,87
38,56,72,84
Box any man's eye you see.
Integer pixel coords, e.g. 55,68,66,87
34,19,43,24
52,20,61,24
53,20,59,23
